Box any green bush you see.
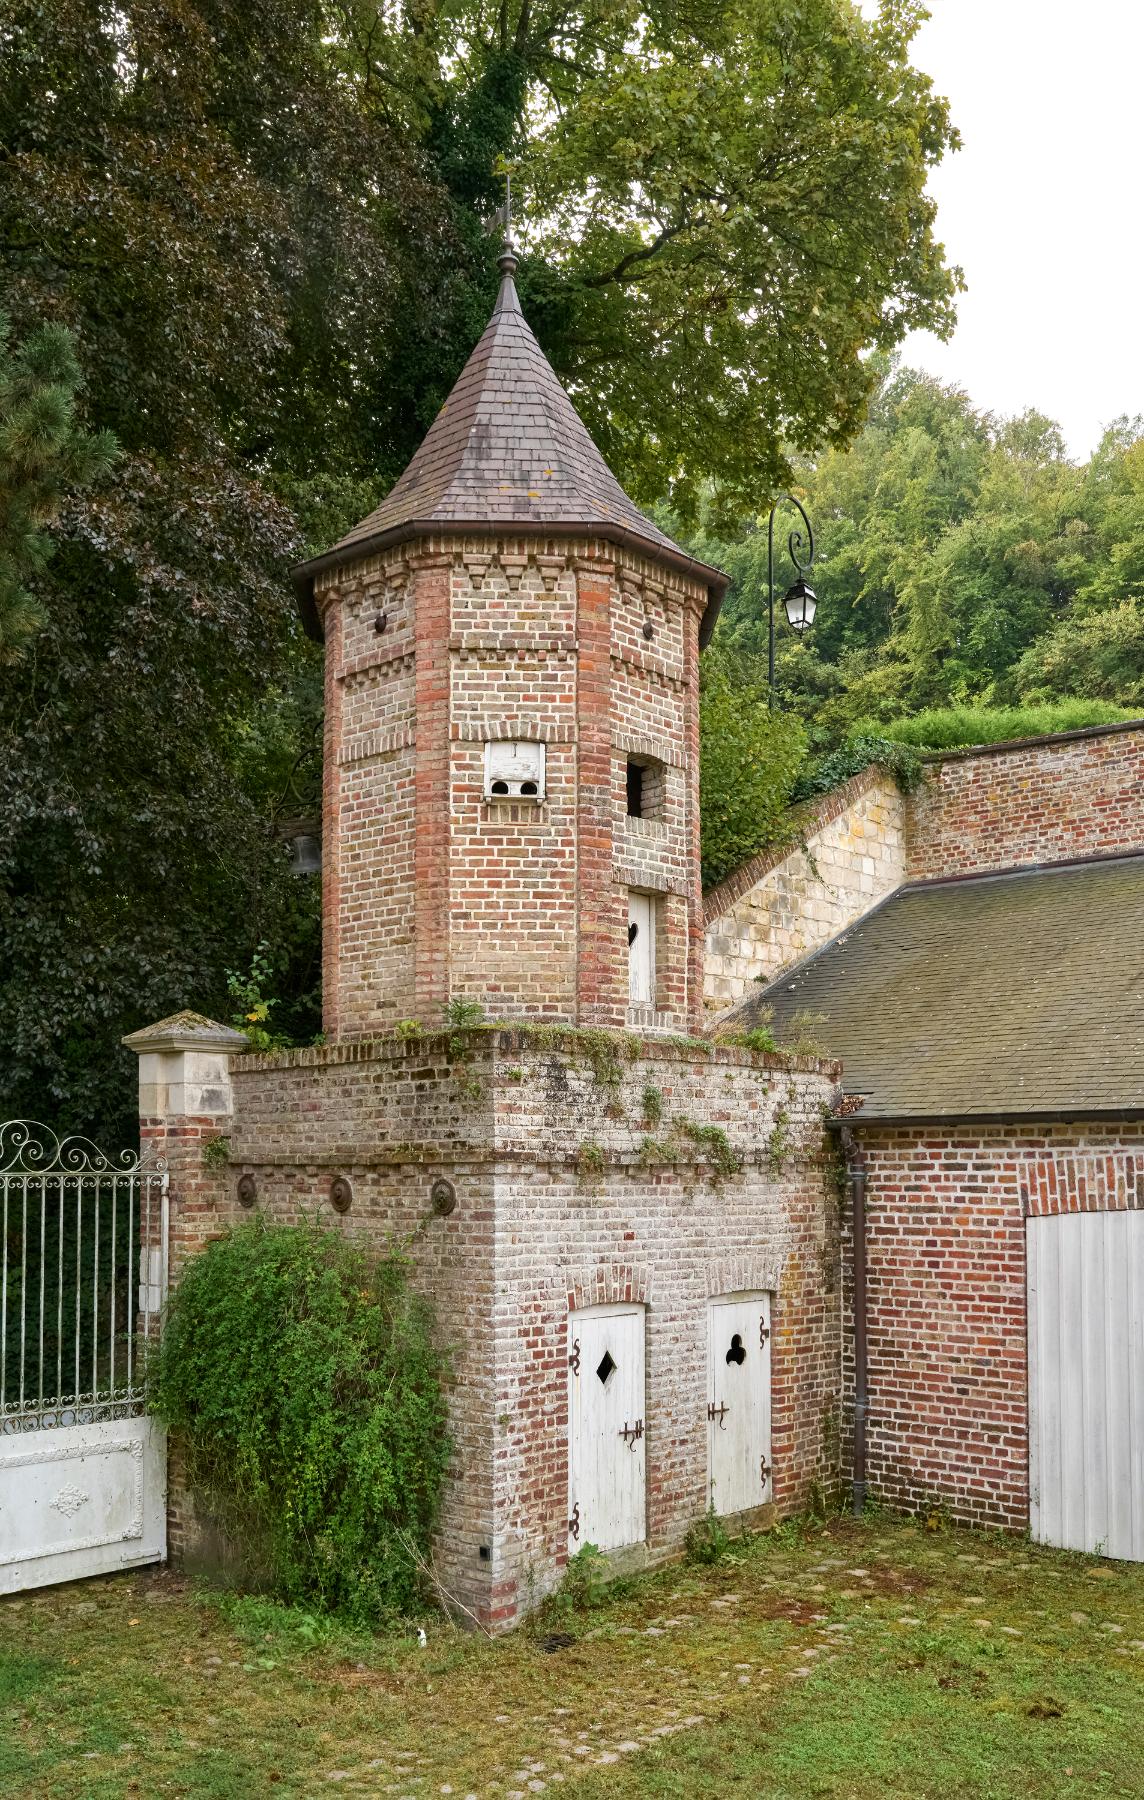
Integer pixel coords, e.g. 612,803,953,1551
852,699,1137,751
149,1218,450,1624
789,733,924,804
699,651,806,888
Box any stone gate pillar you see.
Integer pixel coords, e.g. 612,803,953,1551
122,1010,248,1566
122,1010,248,1286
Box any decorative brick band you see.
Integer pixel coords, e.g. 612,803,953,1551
703,766,889,925
1021,1151,1144,1215
611,729,685,769
340,644,416,681
566,1264,651,1310
336,724,416,766
703,1257,784,1297
451,718,578,744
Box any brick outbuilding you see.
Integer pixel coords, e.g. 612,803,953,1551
136,245,845,1626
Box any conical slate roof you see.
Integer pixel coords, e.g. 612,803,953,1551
294,252,728,642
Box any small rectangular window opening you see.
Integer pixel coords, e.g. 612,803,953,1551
626,761,644,818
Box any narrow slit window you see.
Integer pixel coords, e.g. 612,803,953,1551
626,761,644,818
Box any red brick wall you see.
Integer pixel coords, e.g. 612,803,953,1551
317,550,418,1037
317,531,710,1039
907,721,1144,881
846,1122,1144,1530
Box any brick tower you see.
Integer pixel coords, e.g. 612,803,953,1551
294,245,728,1039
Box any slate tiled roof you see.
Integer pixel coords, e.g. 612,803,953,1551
294,254,728,640
735,855,1144,1121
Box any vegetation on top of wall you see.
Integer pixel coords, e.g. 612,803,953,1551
788,734,925,806
699,649,808,888
851,699,1138,751
149,1219,450,1625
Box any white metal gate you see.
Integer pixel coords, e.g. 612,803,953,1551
0,1121,168,1593
707,1294,773,1515
567,1305,646,1553
1027,1210,1144,1561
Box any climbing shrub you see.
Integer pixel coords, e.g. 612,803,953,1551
149,1218,450,1624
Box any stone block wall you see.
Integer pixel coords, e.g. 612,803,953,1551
216,1028,841,1627
702,771,906,1012
906,719,1144,881
841,1121,1144,1531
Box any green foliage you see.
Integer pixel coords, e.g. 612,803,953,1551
552,1542,611,1616
777,1011,828,1059
674,1119,741,1182
790,734,924,804
227,943,293,1053
445,997,486,1030
765,1105,792,1175
640,1082,664,1127
0,1,960,1137
855,699,1136,751
691,367,1144,760
575,1139,605,1180
684,1507,732,1567
149,1218,450,1625
201,1135,230,1171
0,314,116,662
718,1025,779,1056
699,646,807,888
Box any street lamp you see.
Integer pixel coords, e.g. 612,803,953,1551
767,495,816,708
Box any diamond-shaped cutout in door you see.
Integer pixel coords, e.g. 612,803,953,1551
596,1350,617,1385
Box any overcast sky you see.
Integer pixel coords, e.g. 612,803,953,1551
862,0,1144,458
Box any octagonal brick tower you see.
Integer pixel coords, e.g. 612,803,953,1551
294,248,729,1040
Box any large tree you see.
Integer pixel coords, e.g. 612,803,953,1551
0,0,961,1138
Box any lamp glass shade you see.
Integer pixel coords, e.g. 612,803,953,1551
783,578,817,633
287,833,322,876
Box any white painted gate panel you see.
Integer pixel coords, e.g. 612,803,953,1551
0,1417,167,1594
1028,1211,1144,1561
708,1295,772,1515
0,1121,168,1592
568,1305,646,1552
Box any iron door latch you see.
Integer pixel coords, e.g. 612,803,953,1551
620,1419,644,1450
707,1400,729,1430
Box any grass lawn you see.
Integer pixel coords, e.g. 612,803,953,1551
0,1513,1141,1798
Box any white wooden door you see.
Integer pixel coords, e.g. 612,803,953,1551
627,893,655,1006
568,1306,646,1552
1028,1211,1144,1561
708,1295,772,1515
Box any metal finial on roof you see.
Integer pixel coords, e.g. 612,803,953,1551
497,167,517,277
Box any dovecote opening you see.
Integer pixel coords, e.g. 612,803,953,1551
625,756,666,822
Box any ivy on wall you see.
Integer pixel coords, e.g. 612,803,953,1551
149,1219,451,1623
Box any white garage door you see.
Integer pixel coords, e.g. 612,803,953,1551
1027,1210,1144,1561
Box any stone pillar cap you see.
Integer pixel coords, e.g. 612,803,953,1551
122,1010,249,1055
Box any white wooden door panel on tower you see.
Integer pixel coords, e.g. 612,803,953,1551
707,1295,772,1515
568,1305,646,1552
1028,1211,1144,1561
627,893,655,1006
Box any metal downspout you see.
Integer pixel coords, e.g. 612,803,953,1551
842,1128,868,1516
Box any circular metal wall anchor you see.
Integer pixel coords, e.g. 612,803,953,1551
642,618,655,640
330,1175,353,1214
373,611,388,634
236,1172,257,1208
430,1176,457,1217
